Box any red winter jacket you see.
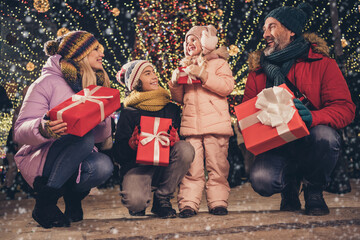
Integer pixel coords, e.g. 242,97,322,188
243,33,355,130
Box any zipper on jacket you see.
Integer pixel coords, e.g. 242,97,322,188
195,85,201,135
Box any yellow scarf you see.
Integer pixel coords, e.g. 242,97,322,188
124,88,171,112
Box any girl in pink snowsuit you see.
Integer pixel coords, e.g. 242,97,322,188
169,25,234,217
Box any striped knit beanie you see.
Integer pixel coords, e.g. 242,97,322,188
44,31,102,91
117,60,153,91
44,31,99,61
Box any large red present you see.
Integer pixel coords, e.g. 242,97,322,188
136,116,172,166
49,85,121,137
234,84,309,155
177,67,202,84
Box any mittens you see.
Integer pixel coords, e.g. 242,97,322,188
128,125,141,150
167,125,180,147
171,68,180,84
293,98,312,128
185,65,208,83
38,120,61,139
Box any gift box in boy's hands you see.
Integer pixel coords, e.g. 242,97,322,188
136,116,172,166
177,67,202,84
49,85,121,137
234,84,309,156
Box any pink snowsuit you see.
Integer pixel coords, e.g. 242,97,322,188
169,50,234,211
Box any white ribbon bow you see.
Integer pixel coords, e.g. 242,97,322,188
140,117,170,166
255,86,296,127
57,86,113,122
238,86,298,144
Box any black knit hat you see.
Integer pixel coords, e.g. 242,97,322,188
265,2,313,36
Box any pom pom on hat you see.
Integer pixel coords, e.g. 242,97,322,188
118,60,154,91
116,67,126,86
265,2,313,36
44,40,60,56
297,2,313,20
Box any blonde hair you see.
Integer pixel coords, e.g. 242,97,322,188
78,56,110,88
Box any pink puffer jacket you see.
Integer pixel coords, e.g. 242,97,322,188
169,56,234,137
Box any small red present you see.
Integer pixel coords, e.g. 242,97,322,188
49,85,121,137
136,116,172,166
177,67,202,84
234,84,309,155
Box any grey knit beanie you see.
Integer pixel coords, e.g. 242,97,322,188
265,2,313,36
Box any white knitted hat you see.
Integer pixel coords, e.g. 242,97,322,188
184,25,218,56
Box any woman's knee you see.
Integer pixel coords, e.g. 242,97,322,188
66,131,95,152
91,154,114,181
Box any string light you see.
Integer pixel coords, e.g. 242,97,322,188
0,0,359,159
33,0,50,13
26,62,35,71
112,8,120,17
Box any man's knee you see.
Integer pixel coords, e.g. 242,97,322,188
249,162,283,197
310,125,341,150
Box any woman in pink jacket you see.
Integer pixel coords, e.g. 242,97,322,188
14,31,113,228
169,25,234,218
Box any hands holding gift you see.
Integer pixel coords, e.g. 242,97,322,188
167,125,180,147
130,123,179,150
129,125,141,150
293,98,312,128
185,65,208,83
39,112,68,139
171,68,180,85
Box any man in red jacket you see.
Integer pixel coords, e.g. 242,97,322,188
243,2,355,216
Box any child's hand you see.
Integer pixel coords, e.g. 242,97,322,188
186,65,208,82
171,68,180,85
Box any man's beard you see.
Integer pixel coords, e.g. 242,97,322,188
264,38,280,56
263,37,289,56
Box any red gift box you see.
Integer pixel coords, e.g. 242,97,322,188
177,67,202,84
234,84,309,156
136,116,172,166
49,85,121,137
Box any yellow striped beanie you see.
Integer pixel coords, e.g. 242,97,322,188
44,31,102,91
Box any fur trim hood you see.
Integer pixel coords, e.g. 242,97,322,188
248,33,330,72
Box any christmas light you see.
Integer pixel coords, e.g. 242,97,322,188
228,44,240,56
112,8,120,17
0,0,359,165
26,62,35,71
33,0,50,13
